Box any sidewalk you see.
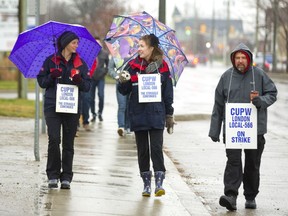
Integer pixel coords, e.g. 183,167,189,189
37,115,210,215
0,83,211,216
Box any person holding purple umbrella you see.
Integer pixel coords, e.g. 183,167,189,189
37,31,91,190
118,34,176,197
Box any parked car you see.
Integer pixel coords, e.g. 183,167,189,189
253,56,271,72
196,54,208,65
186,55,198,67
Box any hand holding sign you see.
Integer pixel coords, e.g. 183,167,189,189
72,74,82,84
50,69,62,79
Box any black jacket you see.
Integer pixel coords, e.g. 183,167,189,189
37,52,91,113
118,56,174,132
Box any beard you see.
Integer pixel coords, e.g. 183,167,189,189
236,64,245,72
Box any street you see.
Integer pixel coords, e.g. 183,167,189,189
164,64,288,215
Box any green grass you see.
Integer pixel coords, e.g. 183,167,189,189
0,77,115,118
0,80,36,91
0,98,41,118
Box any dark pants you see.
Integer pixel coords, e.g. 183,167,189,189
134,129,166,173
81,91,90,125
224,135,266,200
90,79,105,116
45,112,79,182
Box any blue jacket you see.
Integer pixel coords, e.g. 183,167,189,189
118,56,174,132
37,52,91,113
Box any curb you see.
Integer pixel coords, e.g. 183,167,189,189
175,113,211,121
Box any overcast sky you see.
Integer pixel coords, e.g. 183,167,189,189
130,0,259,33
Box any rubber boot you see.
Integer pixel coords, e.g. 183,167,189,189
140,171,152,197
154,171,165,196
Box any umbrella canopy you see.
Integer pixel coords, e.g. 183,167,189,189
105,11,188,86
9,20,101,78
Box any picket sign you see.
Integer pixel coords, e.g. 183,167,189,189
56,84,78,114
138,73,161,103
225,103,257,149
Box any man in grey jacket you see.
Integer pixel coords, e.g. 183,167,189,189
209,43,277,211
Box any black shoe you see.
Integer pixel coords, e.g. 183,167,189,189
245,199,256,209
98,114,103,122
60,180,70,189
91,114,96,122
219,195,237,211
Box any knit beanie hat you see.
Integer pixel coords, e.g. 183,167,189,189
57,31,79,51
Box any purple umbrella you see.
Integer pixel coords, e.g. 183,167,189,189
9,20,101,78
105,11,188,86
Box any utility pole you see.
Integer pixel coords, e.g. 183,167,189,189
210,0,215,66
34,0,40,161
18,0,28,99
192,0,198,54
255,0,259,54
225,0,231,65
159,0,166,24
272,0,278,72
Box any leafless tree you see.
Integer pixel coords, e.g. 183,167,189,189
69,0,126,39
47,0,126,40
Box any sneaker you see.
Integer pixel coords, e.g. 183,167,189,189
48,179,58,189
60,180,70,189
245,199,257,209
98,114,103,122
75,131,79,137
83,124,92,131
126,128,132,135
219,195,237,211
117,128,124,136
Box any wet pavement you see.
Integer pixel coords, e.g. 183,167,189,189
0,81,211,216
0,65,287,215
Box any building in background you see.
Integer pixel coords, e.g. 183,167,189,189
172,6,251,62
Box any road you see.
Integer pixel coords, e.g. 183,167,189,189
164,63,288,215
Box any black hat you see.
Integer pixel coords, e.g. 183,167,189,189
57,31,79,50
150,34,159,47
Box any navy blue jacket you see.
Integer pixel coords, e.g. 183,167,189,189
118,56,174,132
37,52,91,113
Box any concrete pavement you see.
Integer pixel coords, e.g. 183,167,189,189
1,68,286,215
0,83,211,216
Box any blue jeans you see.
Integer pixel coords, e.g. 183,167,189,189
116,85,130,129
90,79,105,116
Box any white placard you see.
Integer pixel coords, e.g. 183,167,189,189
225,103,257,149
138,73,161,103
56,84,78,114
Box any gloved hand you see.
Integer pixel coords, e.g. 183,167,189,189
72,74,82,84
166,115,176,134
252,96,261,108
118,70,131,83
50,69,62,79
210,136,220,142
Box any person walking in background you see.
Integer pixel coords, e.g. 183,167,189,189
89,37,109,122
118,34,175,197
37,31,91,189
209,43,277,211
107,57,131,136
80,90,92,131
